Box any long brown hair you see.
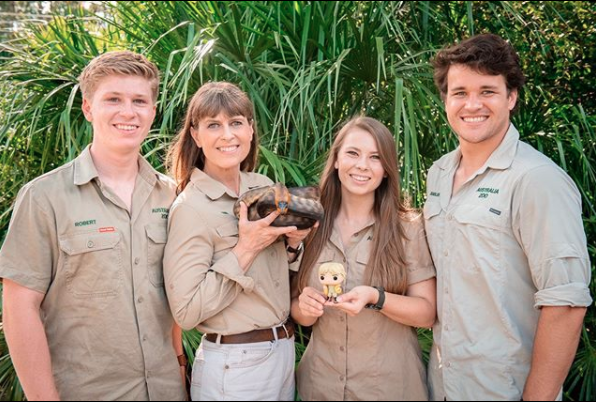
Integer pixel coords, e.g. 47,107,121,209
297,116,412,295
166,82,259,193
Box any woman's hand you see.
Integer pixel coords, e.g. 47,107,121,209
297,286,327,318
327,286,378,316
232,202,297,271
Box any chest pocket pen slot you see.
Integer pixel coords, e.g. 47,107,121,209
146,224,167,287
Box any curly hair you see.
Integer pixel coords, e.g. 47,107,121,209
433,33,525,107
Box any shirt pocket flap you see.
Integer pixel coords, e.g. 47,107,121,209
356,246,370,265
59,232,121,256
146,224,167,244
453,204,507,230
423,202,442,219
216,221,239,238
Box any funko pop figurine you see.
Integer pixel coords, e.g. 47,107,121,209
318,262,346,303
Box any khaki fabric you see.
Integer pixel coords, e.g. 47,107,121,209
424,124,593,401
163,168,299,334
0,145,186,401
295,216,435,401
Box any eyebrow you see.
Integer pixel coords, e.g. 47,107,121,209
103,91,151,98
449,85,500,92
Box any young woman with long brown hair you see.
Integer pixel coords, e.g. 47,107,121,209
292,116,436,401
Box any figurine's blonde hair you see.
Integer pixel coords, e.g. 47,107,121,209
318,262,346,278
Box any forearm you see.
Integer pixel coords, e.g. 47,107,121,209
4,307,59,400
290,297,318,327
523,306,586,400
380,292,436,328
172,324,184,356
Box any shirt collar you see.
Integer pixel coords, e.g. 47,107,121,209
74,144,160,186
435,123,520,172
189,168,262,200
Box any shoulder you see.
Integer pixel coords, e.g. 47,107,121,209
15,161,76,209
243,172,273,187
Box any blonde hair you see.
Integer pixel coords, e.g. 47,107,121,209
318,262,346,278
298,116,412,295
78,50,160,101
166,82,259,194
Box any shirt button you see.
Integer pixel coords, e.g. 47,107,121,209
275,281,280,288
339,346,345,352
445,362,451,368
339,316,345,322
87,240,94,248
445,325,449,331
445,288,449,294
142,335,147,341
137,296,144,303
443,250,449,257
339,375,345,381
134,257,140,265
447,214,453,221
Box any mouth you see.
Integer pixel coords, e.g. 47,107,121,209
217,145,240,154
461,116,488,123
350,174,371,183
114,124,139,132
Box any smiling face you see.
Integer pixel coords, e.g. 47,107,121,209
334,128,386,199
190,112,254,178
83,74,156,155
445,64,517,149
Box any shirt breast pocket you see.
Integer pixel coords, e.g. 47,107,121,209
146,223,167,287
423,201,444,258
59,231,122,297
214,220,239,254
453,204,508,273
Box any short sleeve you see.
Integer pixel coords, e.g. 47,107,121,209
402,214,436,286
0,183,57,293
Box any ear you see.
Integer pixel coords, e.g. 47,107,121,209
190,127,202,148
508,89,518,111
82,98,93,122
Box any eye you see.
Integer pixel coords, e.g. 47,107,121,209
320,275,325,281
106,97,119,103
231,120,244,127
452,92,466,97
371,154,381,160
347,150,358,157
133,99,148,105
207,123,220,129
482,90,495,96
333,276,338,281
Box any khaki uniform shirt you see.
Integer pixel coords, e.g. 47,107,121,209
163,168,299,334
424,124,593,401
0,146,186,401
296,216,435,401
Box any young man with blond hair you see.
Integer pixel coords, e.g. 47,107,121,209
0,51,186,401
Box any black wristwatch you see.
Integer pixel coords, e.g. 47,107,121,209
365,286,385,311
285,241,304,258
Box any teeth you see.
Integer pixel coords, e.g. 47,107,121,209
463,117,487,123
219,146,238,152
352,175,369,181
115,124,138,131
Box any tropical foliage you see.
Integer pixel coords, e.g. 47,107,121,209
0,1,594,400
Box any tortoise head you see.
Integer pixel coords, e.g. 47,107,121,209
273,182,291,215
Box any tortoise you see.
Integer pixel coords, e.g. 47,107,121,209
233,182,324,229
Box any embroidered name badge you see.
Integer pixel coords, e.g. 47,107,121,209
75,219,96,227
477,187,500,199
152,207,170,219
489,208,502,216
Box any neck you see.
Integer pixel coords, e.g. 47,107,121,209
204,165,241,195
337,190,375,226
89,143,139,183
458,125,509,173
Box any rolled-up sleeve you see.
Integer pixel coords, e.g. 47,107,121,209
513,165,592,308
163,202,253,330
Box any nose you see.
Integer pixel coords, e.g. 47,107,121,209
355,156,369,171
221,124,234,141
464,94,482,110
119,100,135,118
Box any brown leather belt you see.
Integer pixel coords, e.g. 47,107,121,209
205,321,294,344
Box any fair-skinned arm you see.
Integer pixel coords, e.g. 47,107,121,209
291,286,327,327
522,306,586,400
232,202,298,271
328,278,436,328
2,279,60,401
171,324,186,387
